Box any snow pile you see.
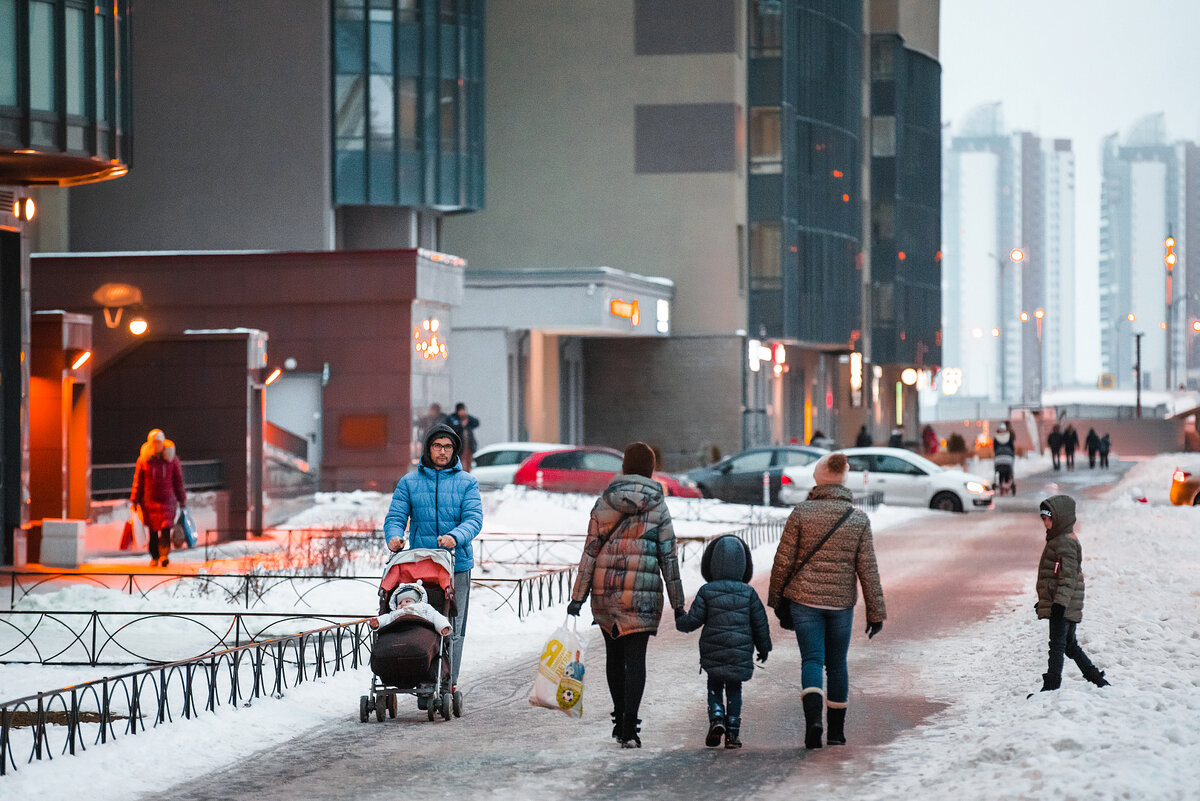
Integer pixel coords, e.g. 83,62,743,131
842,454,1200,800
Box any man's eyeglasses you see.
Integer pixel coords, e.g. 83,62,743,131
430,442,455,451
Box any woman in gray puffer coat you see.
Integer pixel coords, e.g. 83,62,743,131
676,534,771,749
568,442,686,749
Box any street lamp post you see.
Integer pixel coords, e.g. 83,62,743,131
1134,331,1144,419
1020,308,1045,405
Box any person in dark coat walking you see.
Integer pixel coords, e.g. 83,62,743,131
1047,425,1063,471
568,442,686,748
1085,428,1101,468
445,402,480,471
1098,433,1111,469
1062,425,1079,470
675,534,772,749
855,425,872,447
131,429,186,567
1033,495,1110,692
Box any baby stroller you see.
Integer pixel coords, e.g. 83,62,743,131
993,453,1016,496
359,548,463,723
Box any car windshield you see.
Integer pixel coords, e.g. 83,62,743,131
900,452,943,473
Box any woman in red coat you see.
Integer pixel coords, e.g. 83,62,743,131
131,429,186,567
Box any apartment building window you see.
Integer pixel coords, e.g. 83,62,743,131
750,221,782,290
750,106,782,173
749,0,782,57
872,116,896,157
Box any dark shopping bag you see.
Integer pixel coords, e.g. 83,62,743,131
119,519,135,551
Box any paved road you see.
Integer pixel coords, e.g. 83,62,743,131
155,463,1130,801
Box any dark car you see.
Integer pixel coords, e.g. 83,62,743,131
685,445,828,505
512,447,703,497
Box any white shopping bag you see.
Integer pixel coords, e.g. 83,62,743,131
529,615,587,717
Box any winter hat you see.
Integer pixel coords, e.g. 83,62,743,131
389,580,427,610
147,428,165,443
163,439,176,461
813,452,848,486
622,442,656,478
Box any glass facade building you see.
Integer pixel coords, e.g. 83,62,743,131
748,0,863,344
332,0,484,211
868,33,941,366
0,0,131,185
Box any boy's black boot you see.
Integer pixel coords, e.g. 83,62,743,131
802,693,824,749
724,717,742,749
618,719,641,749
705,700,726,748
1081,666,1110,687
826,707,846,745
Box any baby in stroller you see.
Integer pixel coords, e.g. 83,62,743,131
370,580,452,635
360,548,463,722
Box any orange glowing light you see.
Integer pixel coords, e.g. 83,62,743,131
70,351,92,370
1020,312,1029,322
128,318,148,336
1165,236,1176,248
1009,248,1024,263
265,368,282,385
841,193,850,202
832,169,844,178
898,251,906,260
609,299,641,326
1192,320,1200,332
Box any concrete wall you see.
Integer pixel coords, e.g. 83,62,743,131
441,0,747,336
67,0,333,251
582,335,743,471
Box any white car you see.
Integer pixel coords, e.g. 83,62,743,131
470,441,572,488
778,446,994,513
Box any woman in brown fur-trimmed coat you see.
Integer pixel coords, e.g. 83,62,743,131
568,442,686,749
769,452,885,750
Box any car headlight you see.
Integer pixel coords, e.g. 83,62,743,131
965,481,987,494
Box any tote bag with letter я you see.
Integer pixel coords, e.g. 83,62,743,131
529,616,587,718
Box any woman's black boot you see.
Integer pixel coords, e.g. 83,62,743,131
619,719,642,748
610,710,622,740
826,707,846,745
802,693,824,749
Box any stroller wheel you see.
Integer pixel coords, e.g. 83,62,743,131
374,694,386,723
359,695,370,723
452,689,463,718
387,693,397,718
426,697,437,722
440,692,452,721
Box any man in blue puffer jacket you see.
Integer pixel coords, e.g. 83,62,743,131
676,534,772,749
384,424,483,690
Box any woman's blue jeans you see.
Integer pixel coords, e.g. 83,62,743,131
791,602,854,704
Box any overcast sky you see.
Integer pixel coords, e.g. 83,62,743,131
939,0,1200,382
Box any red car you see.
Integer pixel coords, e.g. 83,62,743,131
512,447,703,497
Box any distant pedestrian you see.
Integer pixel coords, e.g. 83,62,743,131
445,402,480,472
922,425,939,455
769,453,886,749
567,442,685,748
131,429,186,568
1098,434,1111,469
855,425,872,447
675,534,772,749
415,402,444,438
1032,495,1110,693
810,430,834,449
993,424,1016,494
1047,425,1063,471
1063,425,1079,471
887,428,903,448
1085,428,1101,469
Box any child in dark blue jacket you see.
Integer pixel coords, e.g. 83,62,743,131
675,534,772,748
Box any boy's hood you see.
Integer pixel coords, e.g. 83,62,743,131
701,534,752,583
1039,494,1076,538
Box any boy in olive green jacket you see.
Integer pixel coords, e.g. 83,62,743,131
1035,495,1111,692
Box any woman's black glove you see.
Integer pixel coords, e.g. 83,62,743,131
865,621,883,639
566,600,583,617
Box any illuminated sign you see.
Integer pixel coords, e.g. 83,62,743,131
849,352,863,407
610,299,640,326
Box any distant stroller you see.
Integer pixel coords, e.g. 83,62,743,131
993,425,1017,496
359,548,463,722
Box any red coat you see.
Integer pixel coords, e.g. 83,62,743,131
132,454,186,531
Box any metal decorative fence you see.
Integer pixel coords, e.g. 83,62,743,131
0,611,366,666
0,619,373,776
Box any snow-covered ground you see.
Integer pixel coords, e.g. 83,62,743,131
4,456,1199,799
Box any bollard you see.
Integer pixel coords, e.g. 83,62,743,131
536,469,544,490
762,471,771,506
